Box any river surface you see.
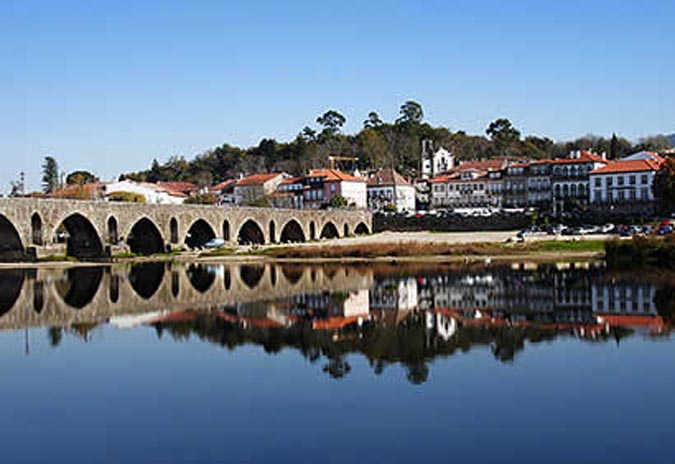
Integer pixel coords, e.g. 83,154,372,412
0,261,673,463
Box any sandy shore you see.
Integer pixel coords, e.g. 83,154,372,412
0,230,611,269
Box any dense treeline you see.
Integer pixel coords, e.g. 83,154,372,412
121,101,673,185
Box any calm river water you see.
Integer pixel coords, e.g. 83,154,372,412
0,261,673,463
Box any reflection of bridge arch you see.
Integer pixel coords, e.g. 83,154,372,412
279,219,305,243
187,265,215,293
55,267,103,309
0,214,25,262
238,219,265,245
0,263,375,330
128,217,164,255
129,263,165,299
57,213,105,261
0,270,25,316
240,265,265,289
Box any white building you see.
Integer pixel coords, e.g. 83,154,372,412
551,151,607,214
421,140,454,178
367,168,416,212
234,173,286,205
589,159,662,204
105,180,186,204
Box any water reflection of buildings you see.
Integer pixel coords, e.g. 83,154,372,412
0,262,672,382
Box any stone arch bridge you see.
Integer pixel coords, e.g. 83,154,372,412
0,198,372,262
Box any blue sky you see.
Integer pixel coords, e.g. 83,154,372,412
1,0,673,192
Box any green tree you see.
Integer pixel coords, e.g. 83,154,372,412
396,100,423,125
363,111,383,129
486,118,521,155
329,195,348,208
610,133,619,159
41,156,59,194
66,170,99,185
653,157,675,215
635,135,673,152
300,126,317,142
359,129,389,169
316,110,346,137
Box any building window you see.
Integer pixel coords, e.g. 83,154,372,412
595,178,601,187
618,176,624,186
641,174,648,184
629,175,636,185
607,178,613,187
641,188,648,199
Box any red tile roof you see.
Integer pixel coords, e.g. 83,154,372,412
551,151,607,165
235,173,283,186
158,181,198,194
590,159,661,175
48,182,107,199
367,168,411,186
210,179,236,192
307,169,364,182
280,177,302,185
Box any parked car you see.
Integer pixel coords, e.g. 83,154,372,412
203,238,226,249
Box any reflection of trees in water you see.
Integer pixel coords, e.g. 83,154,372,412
147,309,634,384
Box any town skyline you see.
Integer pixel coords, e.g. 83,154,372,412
2,0,674,193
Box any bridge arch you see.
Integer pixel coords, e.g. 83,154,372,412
170,217,179,244
31,213,43,246
107,216,118,244
56,213,105,261
127,217,164,255
0,214,25,262
222,220,231,242
320,222,339,239
279,219,306,243
185,219,216,249
238,219,265,245
269,220,276,244
354,222,370,235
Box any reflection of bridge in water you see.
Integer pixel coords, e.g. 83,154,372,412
0,263,374,331
1,262,672,384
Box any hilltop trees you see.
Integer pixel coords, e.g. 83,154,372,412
41,156,59,194
486,118,521,155
120,101,667,186
653,157,675,215
66,171,99,185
